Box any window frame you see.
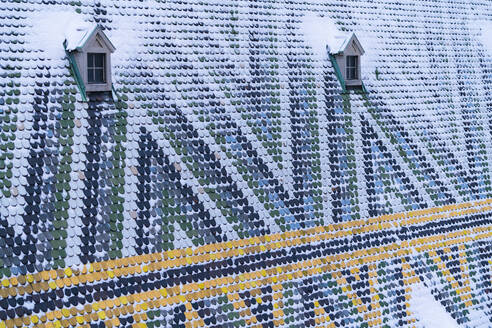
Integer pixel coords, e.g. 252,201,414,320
87,53,106,84
346,55,358,80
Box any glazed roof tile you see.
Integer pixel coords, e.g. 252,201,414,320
0,0,490,327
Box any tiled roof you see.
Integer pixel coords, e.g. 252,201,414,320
0,0,491,327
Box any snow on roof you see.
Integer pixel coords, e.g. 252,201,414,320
5,2,492,328
27,10,89,59
471,20,492,54
301,13,345,57
27,10,115,56
64,22,98,51
409,283,460,328
329,32,355,54
65,23,116,52
301,13,361,56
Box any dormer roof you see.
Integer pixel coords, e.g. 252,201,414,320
64,24,116,53
328,32,365,55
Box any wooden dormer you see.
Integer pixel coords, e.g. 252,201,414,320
329,33,365,88
65,25,116,93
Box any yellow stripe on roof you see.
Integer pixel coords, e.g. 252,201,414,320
11,225,491,327
2,198,492,297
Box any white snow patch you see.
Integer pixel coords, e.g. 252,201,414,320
356,34,378,81
108,15,141,66
64,22,96,52
300,13,347,57
471,20,492,53
27,10,90,59
409,283,459,328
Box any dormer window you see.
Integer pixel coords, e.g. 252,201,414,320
64,24,116,95
327,33,365,89
87,53,106,84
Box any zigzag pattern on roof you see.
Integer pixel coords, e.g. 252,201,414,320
0,0,491,327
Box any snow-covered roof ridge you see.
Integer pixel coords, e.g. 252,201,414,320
64,23,116,52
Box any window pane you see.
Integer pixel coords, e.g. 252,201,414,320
347,67,357,80
88,53,105,68
95,68,104,83
88,53,94,67
95,54,105,67
346,56,354,67
88,69,95,83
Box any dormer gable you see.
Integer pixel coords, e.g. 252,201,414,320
64,24,115,95
331,33,365,56
65,25,116,53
